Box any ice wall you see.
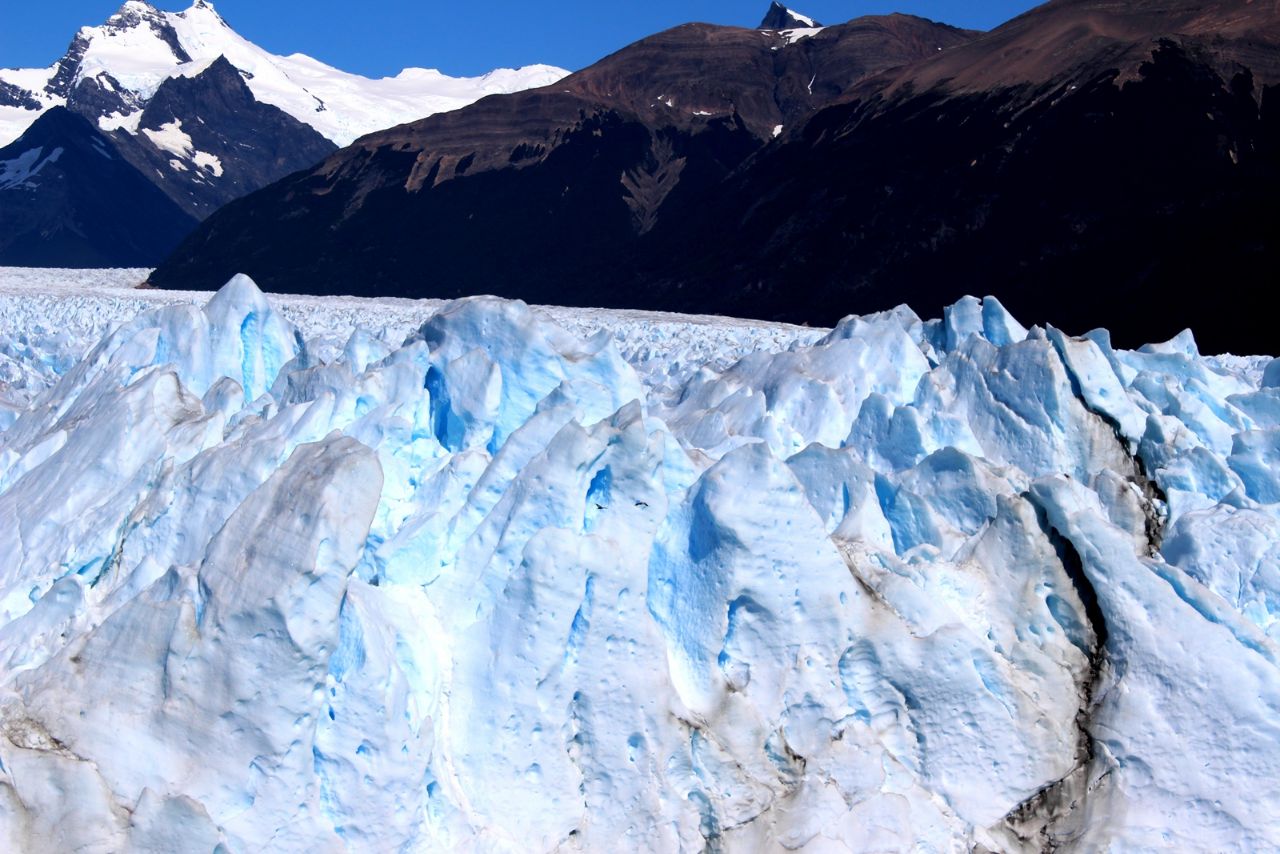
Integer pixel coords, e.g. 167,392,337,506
0,280,1277,851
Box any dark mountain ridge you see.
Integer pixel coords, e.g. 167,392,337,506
630,0,1280,353
0,1,337,266
110,56,336,219
150,12,978,301
0,108,198,266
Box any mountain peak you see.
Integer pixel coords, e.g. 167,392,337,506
109,1,161,23
184,0,225,21
1,0,569,149
760,2,821,30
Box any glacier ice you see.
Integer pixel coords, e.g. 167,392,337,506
0,274,1278,851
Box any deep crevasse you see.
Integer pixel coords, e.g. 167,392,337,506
0,274,1277,851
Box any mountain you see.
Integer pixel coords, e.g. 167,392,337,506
148,11,977,304
759,2,822,30
0,108,197,266
0,0,569,148
0,0,567,266
151,0,1280,354
108,55,336,218
630,0,1280,354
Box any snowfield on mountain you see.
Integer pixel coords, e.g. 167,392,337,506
0,272,1277,851
0,0,568,147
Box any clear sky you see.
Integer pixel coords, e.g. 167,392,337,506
3,1,1039,78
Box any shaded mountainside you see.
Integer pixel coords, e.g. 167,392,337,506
627,0,1280,354
0,109,197,267
152,0,1280,353
149,12,978,302
0,57,334,265
634,38,1280,354
109,56,336,219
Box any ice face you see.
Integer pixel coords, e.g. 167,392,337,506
0,276,1278,851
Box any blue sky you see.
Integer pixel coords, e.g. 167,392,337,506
4,1,1039,78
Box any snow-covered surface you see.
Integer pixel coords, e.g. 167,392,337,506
779,27,826,45
0,1,568,147
95,108,143,133
782,7,818,27
1,268,1279,851
0,146,64,191
0,268,824,407
140,117,222,176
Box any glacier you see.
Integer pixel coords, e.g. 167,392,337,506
0,273,1278,851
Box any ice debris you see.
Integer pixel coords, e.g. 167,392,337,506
0,276,1277,851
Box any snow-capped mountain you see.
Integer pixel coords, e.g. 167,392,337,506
0,0,567,267
104,55,337,218
0,0,569,148
0,272,1277,849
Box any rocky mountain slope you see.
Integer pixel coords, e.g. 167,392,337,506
633,0,1280,354
152,0,1280,354
149,7,976,305
760,1,823,30
106,56,335,218
0,108,197,266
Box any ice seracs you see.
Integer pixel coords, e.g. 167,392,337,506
0,275,1277,850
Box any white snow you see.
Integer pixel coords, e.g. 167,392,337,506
779,27,826,45
0,146,63,191
0,271,1277,850
0,66,62,148
773,123,783,137
190,149,222,176
96,109,144,134
784,7,818,27
140,118,223,176
0,1,569,148
140,118,193,157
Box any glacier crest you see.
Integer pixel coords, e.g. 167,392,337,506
0,278,1278,851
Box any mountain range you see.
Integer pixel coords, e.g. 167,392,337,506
148,7,974,306
4,0,1276,353
149,0,1280,354
0,0,566,266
